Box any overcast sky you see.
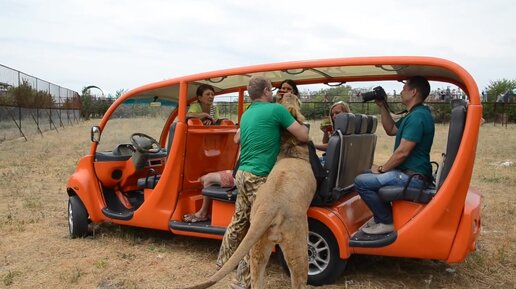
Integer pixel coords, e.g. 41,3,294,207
1,0,514,96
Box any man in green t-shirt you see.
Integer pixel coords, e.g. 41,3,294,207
354,76,435,235
216,76,309,289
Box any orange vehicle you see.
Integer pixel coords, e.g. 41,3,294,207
67,56,482,285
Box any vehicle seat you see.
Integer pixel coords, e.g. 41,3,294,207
202,184,238,202
137,122,177,189
312,113,377,205
378,100,467,204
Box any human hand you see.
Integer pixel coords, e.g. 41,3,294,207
371,164,381,174
375,98,386,108
202,113,215,125
276,91,284,101
320,118,332,133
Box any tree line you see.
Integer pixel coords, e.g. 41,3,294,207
0,80,81,109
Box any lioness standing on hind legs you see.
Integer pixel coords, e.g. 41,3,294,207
178,81,314,289
214,77,309,289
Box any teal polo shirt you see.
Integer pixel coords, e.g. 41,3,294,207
394,105,435,177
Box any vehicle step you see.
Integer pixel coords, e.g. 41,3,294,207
349,230,397,248
101,207,134,220
169,220,226,235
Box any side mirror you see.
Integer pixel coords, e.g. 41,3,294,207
91,126,101,143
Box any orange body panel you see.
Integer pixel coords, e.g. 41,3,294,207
308,193,372,259
392,201,426,228
211,200,236,227
67,156,107,222
447,188,482,262
182,124,239,191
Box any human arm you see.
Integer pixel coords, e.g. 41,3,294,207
187,102,215,124
286,121,309,143
234,128,240,144
186,112,214,123
371,138,416,173
314,143,328,151
376,99,397,136
321,128,331,144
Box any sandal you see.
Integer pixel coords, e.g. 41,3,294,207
183,213,209,223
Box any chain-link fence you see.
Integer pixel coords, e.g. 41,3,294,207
216,101,515,125
0,64,80,142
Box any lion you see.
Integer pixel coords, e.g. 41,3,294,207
179,93,316,289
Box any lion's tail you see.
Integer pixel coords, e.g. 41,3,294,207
178,207,278,289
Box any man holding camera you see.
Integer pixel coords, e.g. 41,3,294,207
354,76,435,235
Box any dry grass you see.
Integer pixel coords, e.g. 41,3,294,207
0,119,515,289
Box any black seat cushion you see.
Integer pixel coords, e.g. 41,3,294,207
202,185,238,202
378,185,436,204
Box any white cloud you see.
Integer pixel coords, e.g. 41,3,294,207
1,0,515,95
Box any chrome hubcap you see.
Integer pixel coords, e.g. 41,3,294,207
307,231,330,275
68,200,73,233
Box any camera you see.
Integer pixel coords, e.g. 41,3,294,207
362,86,387,102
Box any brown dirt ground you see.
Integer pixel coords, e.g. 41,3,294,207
0,119,514,289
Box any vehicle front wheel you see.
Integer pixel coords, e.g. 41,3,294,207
276,219,348,286
68,196,89,238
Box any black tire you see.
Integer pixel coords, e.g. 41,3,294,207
68,196,89,238
276,219,347,286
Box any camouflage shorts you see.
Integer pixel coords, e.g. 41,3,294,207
216,170,267,288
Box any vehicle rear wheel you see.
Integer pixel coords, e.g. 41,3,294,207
68,196,89,238
276,219,347,286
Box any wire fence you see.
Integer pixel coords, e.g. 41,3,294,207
0,64,81,142
216,101,516,125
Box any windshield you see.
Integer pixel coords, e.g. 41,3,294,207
97,97,177,152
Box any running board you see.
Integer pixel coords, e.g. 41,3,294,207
101,207,133,221
349,230,397,247
169,220,226,236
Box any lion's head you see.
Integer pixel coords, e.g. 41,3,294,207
277,93,309,161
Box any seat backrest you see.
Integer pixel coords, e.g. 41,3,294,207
337,115,376,190
366,115,378,134
314,113,355,204
182,121,239,190
314,113,378,206
436,99,467,190
354,114,368,134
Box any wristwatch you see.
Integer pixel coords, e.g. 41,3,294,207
378,165,384,173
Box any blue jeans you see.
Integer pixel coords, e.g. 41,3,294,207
354,170,426,224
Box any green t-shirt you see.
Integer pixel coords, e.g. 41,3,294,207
238,102,296,176
394,105,435,177
187,101,220,120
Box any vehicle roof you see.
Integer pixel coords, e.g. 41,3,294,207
122,56,480,105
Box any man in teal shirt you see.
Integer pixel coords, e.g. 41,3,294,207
354,76,435,235
216,76,308,289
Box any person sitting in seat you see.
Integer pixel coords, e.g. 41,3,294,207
187,84,219,125
354,76,435,235
183,170,235,223
315,101,351,165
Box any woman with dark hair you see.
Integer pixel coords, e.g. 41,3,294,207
275,79,299,102
186,84,219,125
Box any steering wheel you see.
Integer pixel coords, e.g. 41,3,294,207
130,133,160,153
